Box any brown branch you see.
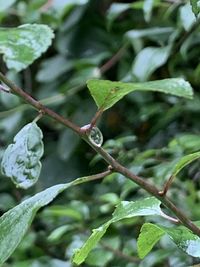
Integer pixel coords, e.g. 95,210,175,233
0,72,81,135
100,44,128,74
1,71,200,237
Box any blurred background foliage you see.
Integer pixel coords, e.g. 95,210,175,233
0,0,200,266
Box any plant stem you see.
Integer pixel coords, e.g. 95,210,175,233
1,71,200,237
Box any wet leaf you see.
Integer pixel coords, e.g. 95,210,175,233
137,223,200,258
1,122,44,189
0,24,54,71
72,197,163,265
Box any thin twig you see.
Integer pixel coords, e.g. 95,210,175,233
100,44,128,74
100,241,139,263
1,71,200,237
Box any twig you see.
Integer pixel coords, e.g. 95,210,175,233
100,241,139,263
100,44,128,74
172,16,200,54
0,72,81,135
1,71,200,237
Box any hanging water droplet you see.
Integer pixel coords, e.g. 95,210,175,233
88,126,103,147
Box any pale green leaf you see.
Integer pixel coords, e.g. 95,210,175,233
0,183,69,265
180,3,196,31
73,197,162,265
132,46,171,81
0,174,101,265
143,0,154,22
190,0,200,17
1,122,44,189
0,24,54,71
0,0,16,12
87,78,193,111
137,223,165,259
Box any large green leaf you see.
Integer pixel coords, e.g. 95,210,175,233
0,175,101,266
72,197,163,265
87,78,193,111
190,0,200,17
137,222,200,258
1,122,44,189
0,24,54,71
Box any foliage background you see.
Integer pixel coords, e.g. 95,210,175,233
0,0,200,266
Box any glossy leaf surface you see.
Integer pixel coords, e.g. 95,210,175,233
87,78,193,111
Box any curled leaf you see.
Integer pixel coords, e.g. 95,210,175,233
1,122,44,189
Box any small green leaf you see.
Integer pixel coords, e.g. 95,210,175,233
1,122,44,189
87,78,193,111
73,197,162,265
0,24,54,71
73,222,111,265
137,223,165,259
190,0,200,17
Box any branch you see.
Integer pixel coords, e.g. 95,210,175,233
1,71,200,237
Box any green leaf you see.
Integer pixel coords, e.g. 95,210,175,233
72,197,163,265
1,122,44,189
170,151,200,178
143,0,154,22
137,223,200,258
0,174,101,265
180,3,196,31
166,225,200,258
0,24,54,71
137,223,166,259
87,78,193,111
132,46,171,81
190,0,200,17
